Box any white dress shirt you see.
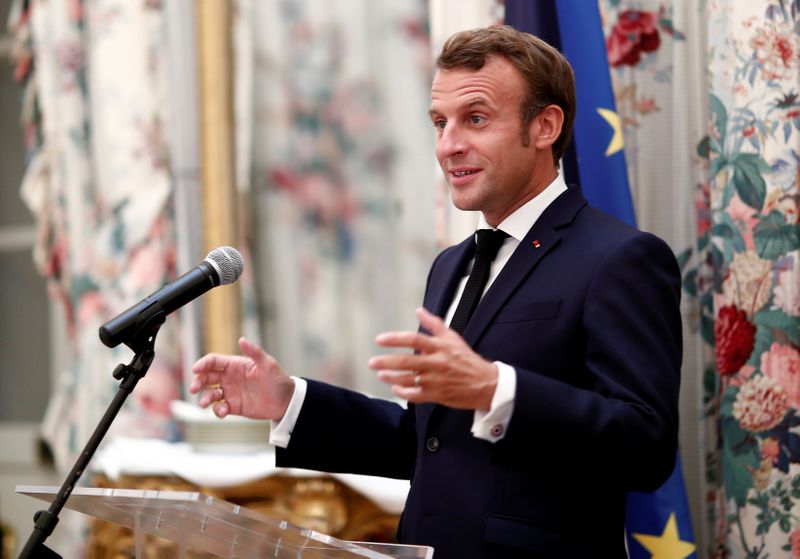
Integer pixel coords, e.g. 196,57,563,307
270,174,568,447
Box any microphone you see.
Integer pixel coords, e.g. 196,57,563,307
99,246,244,348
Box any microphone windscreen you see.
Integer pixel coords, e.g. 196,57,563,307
206,246,244,285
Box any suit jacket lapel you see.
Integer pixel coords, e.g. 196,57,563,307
426,236,475,320
461,187,587,347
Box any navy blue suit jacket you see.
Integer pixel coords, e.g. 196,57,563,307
276,187,682,558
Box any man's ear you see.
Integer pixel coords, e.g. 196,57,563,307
530,105,564,150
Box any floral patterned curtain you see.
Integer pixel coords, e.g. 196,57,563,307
603,0,799,556
9,0,181,471
703,2,799,556
243,0,435,396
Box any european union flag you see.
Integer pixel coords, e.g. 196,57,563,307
505,2,696,557
506,0,635,224
626,454,696,558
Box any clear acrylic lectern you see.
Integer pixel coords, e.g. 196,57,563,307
16,485,434,559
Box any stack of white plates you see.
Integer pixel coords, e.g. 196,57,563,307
170,400,271,454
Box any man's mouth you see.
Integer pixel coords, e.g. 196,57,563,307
452,169,479,177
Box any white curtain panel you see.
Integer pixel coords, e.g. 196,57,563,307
245,0,436,395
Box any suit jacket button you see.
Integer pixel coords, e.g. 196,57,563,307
426,437,440,452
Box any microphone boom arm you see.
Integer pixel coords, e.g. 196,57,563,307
19,322,162,558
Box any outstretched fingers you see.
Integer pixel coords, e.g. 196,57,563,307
189,354,232,395
415,307,449,336
192,353,231,375
370,351,436,374
374,330,439,355
238,337,273,371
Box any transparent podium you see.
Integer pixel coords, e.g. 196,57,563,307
17,486,434,558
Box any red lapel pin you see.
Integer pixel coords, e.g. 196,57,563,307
532,239,541,248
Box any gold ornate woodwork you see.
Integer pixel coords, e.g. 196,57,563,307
86,474,400,558
1,522,14,559
196,0,240,355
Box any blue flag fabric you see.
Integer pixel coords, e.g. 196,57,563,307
554,0,636,226
505,2,696,557
626,454,697,558
505,0,635,225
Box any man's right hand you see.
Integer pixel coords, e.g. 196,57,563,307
189,337,295,420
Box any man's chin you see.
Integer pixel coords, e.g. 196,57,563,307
450,196,482,213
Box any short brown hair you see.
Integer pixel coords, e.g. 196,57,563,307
436,25,575,163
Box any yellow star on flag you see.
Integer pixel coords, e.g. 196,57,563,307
632,513,696,559
597,107,624,156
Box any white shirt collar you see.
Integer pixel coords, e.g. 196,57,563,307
477,174,568,241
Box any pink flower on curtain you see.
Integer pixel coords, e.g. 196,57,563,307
791,529,800,558
13,53,32,82
67,0,83,21
606,10,661,67
635,96,659,115
696,182,711,237
728,365,756,388
715,305,756,376
76,291,107,326
727,195,760,249
762,342,800,408
55,40,84,81
748,23,798,81
269,167,357,231
732,375,787,432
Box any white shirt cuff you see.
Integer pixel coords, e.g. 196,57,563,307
269,377,308,448
471,362,516,443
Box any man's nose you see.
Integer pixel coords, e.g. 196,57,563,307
437,124,467,158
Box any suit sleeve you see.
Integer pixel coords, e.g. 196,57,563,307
500,232,682,492
275,377,417,480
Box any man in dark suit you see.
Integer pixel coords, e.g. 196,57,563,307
191,25,681,558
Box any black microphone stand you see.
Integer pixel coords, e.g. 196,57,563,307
18,311,166,558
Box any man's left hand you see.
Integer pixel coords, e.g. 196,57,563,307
369,307,498,410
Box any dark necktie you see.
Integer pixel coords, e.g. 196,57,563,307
449,229,509,334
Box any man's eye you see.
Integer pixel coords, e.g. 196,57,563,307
434,119,446,130
470,115,484,124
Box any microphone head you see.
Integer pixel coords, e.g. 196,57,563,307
205,246,244,285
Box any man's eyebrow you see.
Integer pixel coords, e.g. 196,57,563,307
428,97,491,119
466,97,490,108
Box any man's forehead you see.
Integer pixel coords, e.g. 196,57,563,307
432,56,520,86
430,59,522,108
